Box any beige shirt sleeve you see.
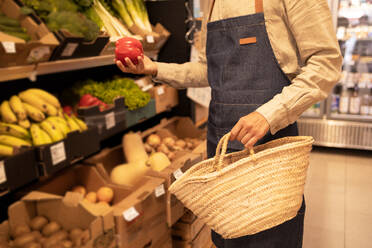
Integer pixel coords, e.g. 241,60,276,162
256,0,343,134
153,16,209,89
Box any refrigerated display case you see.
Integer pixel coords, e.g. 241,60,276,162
298,0,372,151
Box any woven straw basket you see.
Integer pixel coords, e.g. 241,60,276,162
169,133,314,239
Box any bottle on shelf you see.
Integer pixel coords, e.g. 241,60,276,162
339,85,351,114
331,84,342,114
360,90,369,115
349,84,361,114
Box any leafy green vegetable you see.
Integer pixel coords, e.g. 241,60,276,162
84,6,103,28
21,0,100,41
74,0,93,9
47,11,100,41
73,77,151,110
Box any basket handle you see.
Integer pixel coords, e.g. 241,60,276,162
213,132,255,171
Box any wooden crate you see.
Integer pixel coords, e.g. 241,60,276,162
172,217,205,241
172,225,212,248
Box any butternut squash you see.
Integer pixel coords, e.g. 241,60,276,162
110,162,149,187
146,152,171,172
122,132,148,163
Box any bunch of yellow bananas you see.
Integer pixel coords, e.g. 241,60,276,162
0,89,88,157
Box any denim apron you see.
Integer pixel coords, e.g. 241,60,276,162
206,0,305,247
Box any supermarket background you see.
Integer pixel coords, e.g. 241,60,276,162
0,0,372,248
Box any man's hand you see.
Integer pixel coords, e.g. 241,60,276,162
230,112,270,149
115,55,158,76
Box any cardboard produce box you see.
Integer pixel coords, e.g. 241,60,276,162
135,76,179,114
141,117,207,157
85,142,201,227
83,149,168,248
49,31,109,61
37,164,168,248
100,23,170,58
173,225,212,248
77,97,127,141
0,0,59,67
77,97,156,141
172,216,205,241
0,148,38,194
140,117,207,226
146,152,202,227
36,137,72,177
36,128,100,177
4,191,115,248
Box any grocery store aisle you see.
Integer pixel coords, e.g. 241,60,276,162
303,147,372,248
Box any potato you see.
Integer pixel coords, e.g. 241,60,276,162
175,139,186,149
24,242,41,248
41,222,60,237
42,237,58,248
167,152,176,161
60,240,72,248
144,143,153,153
13,233,35,248
68,228,82,242
146,134,161,147
186,142,194,149
49,231,68,243
157,144,170,155
30,231,42,242
81,230,89,245
12,225,30,239
163,137,175,148
30,216,48,231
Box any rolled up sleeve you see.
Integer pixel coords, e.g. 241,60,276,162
256,0,343,134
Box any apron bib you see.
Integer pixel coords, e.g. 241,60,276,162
205,0,304,247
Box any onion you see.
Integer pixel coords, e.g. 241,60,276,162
175,139,186,149
146,134,161,147
157,143,170,155
163,137,176,148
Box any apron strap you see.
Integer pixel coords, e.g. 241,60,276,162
207,0,264,22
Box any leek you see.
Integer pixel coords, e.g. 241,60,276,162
123,0,149,32
111,0,134,28
94,0,132,37
134,0,152,32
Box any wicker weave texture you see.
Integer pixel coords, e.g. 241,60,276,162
169,134,314,239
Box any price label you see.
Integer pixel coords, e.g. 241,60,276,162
142,84,153,92
173,169,183,180
123,207,139,222
0,161,6,184
61,43,78,57
146,35,155,43
155,184,165,197
2,42,16,54
27,46,50,62
105,112,116,130
50,142,66,166
157,86,165,95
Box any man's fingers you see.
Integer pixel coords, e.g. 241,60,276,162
241,133,252,146
230,122,242,140
116,60,128,73
137,56,145,71
236,127,247,143
125,57,136,71
245,136,258,149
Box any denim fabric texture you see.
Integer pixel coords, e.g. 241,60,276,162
205,9,304,248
